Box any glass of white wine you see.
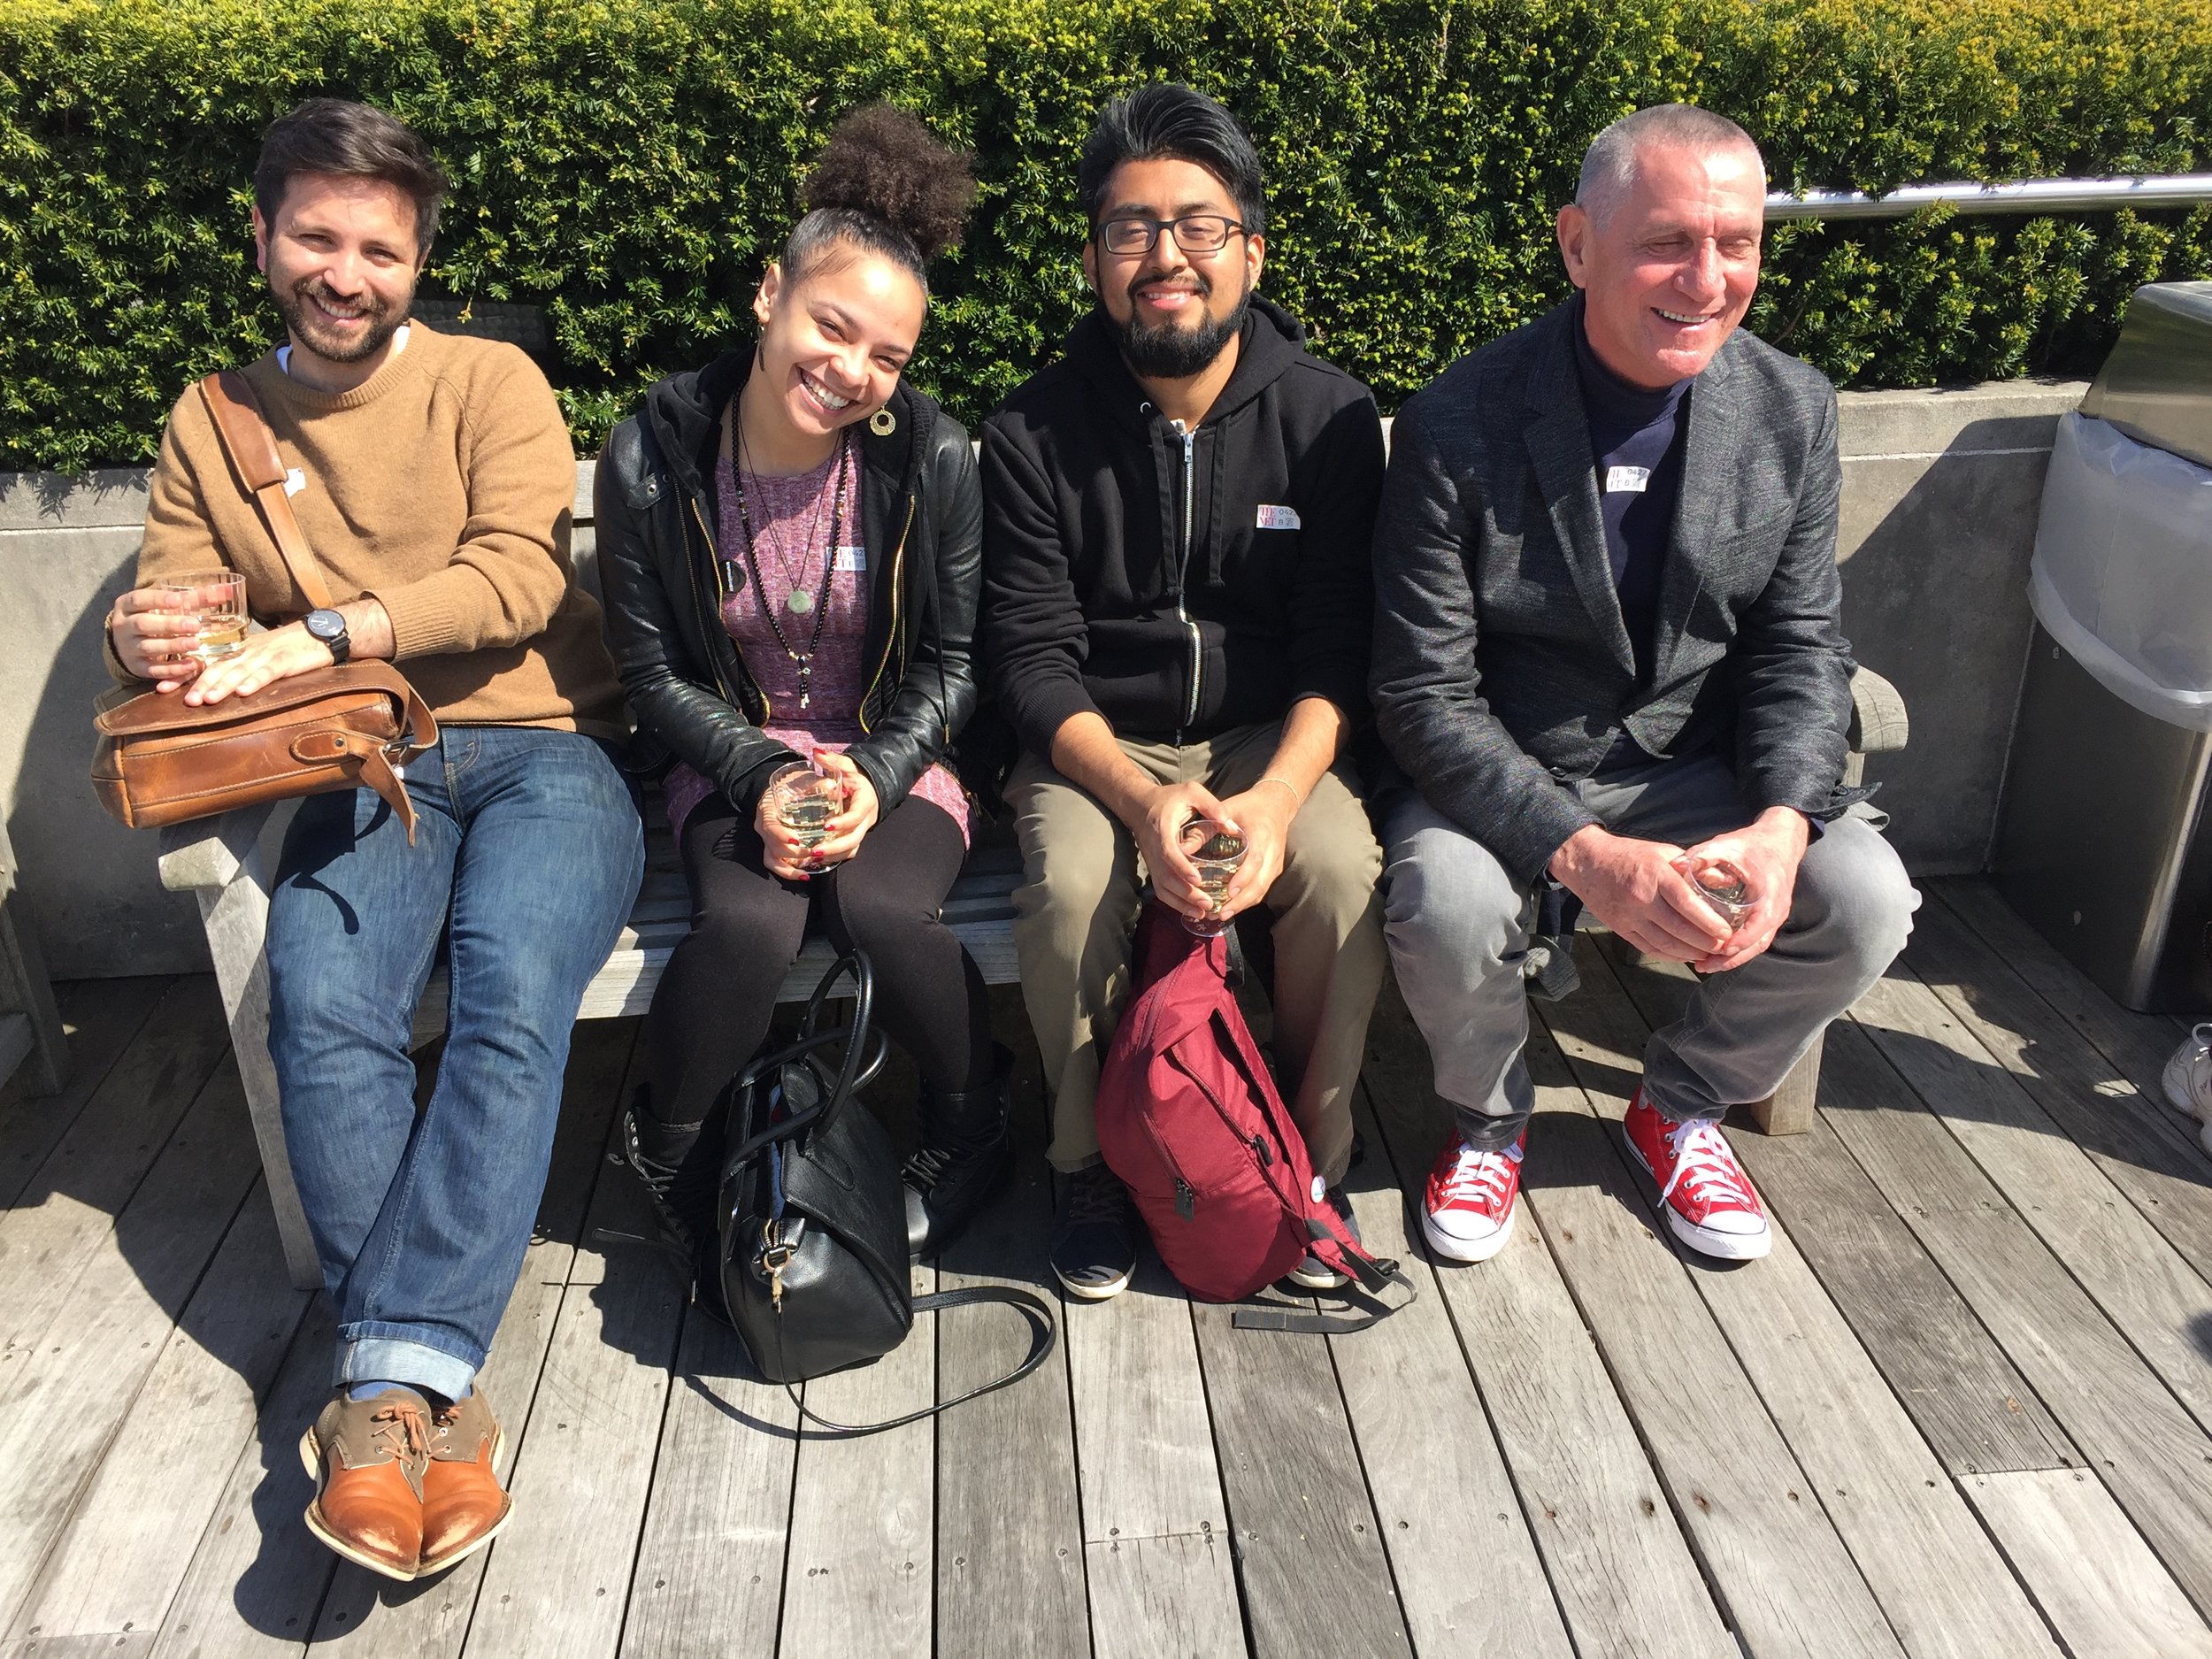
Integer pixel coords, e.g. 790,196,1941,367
156,569,247,663
768,763,841,861
1681,855,1754,931
1178,818,1248,937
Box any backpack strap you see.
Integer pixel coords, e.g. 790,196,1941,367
772,1285,1058,1435
1233,1217,1421,1335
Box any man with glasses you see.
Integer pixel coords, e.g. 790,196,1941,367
981,82,1387,1300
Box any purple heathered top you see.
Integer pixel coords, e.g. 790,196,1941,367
662,436,971,846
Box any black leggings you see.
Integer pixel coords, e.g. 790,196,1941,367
645,791,993,1127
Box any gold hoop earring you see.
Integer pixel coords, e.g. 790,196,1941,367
869,408,896,436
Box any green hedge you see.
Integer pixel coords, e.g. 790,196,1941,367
3,0,2208,471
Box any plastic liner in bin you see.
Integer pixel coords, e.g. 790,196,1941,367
2029,410,2212,731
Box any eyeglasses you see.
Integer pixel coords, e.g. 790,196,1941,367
1095,213,1247,256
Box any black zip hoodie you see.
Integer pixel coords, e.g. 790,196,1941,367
980,295,1384,754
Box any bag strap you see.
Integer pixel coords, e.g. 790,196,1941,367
1233,1248,1420,1336
773,1285,1058,1436
196,370,337,611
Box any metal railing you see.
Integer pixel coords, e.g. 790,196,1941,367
1764,173,2212,221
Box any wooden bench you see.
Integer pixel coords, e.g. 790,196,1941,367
157,668,1903,1289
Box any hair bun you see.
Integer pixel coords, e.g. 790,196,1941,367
803,105,977,264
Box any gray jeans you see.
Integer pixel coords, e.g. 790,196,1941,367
1381,753,1918,1147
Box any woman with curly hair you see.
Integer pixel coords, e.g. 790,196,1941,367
595,107,1003,1265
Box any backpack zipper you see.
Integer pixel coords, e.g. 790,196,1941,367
1135,1109,1200,1219
1164,1047,1301,1216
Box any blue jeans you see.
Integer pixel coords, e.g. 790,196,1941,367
266,726,644,1399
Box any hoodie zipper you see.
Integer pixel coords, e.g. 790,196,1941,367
687,495,770,723
1168,419,1203,744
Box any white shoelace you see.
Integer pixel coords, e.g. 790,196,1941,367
1438,1143,1521,1212
1656,1119,1758,1210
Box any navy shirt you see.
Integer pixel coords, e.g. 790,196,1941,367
1572,303,1691,684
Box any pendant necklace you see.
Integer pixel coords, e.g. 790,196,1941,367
729,417,849,710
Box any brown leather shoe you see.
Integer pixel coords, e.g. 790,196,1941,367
298,1386,433,1580
417,1387,511,1576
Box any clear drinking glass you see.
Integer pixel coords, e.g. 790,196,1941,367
1682,855,1754,930
157,569,248,663
768,762,841,852
1179,818,1248,937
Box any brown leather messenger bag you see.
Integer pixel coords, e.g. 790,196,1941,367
90,370,437,842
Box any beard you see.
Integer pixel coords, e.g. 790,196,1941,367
273,275,411,365
1113,266,1251,380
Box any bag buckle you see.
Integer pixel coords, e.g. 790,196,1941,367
760,1220,796,1310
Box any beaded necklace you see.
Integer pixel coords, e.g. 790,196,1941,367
726,405,851,711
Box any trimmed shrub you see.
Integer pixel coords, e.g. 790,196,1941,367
2,0,2207,470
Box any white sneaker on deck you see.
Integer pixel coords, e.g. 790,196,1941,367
1623,1091,1772,1261
2162,1023,2212,1156
1421,1131,1525,1263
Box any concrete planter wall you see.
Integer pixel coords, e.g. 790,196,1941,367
1,376,2081,978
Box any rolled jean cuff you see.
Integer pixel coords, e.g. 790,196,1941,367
336,1332,480,1402
1454,1101,1531,1150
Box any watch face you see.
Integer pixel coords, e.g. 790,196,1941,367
307,610,344,641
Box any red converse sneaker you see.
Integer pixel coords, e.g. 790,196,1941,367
1623,1090,1771,1260
1421,1130,1525,1263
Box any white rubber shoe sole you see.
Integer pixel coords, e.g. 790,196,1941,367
1421,1195,1517,1263
1625,1140,1773,1261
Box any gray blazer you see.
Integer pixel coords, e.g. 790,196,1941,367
1369,300,1855,886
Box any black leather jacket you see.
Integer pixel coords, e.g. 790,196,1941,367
595,349,982,818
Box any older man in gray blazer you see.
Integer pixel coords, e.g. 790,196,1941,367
1371,104,1916,1266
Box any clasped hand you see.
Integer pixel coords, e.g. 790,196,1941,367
756,750,880,881
1549,806,1809,972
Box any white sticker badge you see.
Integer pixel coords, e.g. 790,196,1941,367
833,545,867,574
1256,503,1302,531
284,467,308,497
1604,465,1651,495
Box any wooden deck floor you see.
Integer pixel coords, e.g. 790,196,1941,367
2,877,2209,1658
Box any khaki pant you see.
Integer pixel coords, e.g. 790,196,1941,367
1006,720,1386,1182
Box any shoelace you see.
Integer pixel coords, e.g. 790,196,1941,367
1436,1144,1519,1211
1064,1169,1127,1225
903,1145,951,1189
370,1399,432,1464
1656,1119,1759,1210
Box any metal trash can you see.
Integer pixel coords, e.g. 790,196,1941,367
1993,281,2212,1011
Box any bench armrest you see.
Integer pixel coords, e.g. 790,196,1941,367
157,802,278,893
1847,666,1909,757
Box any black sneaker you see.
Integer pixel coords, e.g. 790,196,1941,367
1051,1164,1138,1302
1284,1187,1362,1290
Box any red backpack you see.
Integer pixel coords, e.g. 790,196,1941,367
1095,904,1413,1332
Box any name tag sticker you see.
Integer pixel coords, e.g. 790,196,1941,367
284,467,307,497
1256,503,1302,531
1605,465,1651,494
833,545,867,573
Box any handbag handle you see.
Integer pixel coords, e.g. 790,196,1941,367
722,951,887,1166
778,1285,1059,1437
196,370,337,611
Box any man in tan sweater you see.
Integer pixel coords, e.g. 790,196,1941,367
106,99,642,1583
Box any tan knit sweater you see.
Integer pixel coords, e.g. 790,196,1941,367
131,324,624,738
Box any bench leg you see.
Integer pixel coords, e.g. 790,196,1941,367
195,846,321,1292
1745,1027,1824,1136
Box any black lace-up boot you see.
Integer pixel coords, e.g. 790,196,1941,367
902,1045,1014,1256
611,1086,720,1270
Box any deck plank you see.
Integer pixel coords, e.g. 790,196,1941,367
1359,986,1736,1659
932,1036,1088,1659
775,1263,937,1659
1553,944,2062,1659
0,1056,260,1633
14,1187,311,1646
1521,1000,1906,1659
152,1302,341,1659
1814,1014,2212,1617
0,978,168,1210
616,1312,797,1659
1332,1086,1576,1659
1851,969,2212,1435
1594,941,2077,1476
1966,1469,2212,1658
1188,1293,1414,1659
1905,898,2212,1281
0,976,231,1367
1931,879,2195,1109
1065,1254,1242,1655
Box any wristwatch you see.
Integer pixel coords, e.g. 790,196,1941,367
303,607,351,665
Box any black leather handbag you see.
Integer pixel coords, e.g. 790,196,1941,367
712,951,1056,1435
